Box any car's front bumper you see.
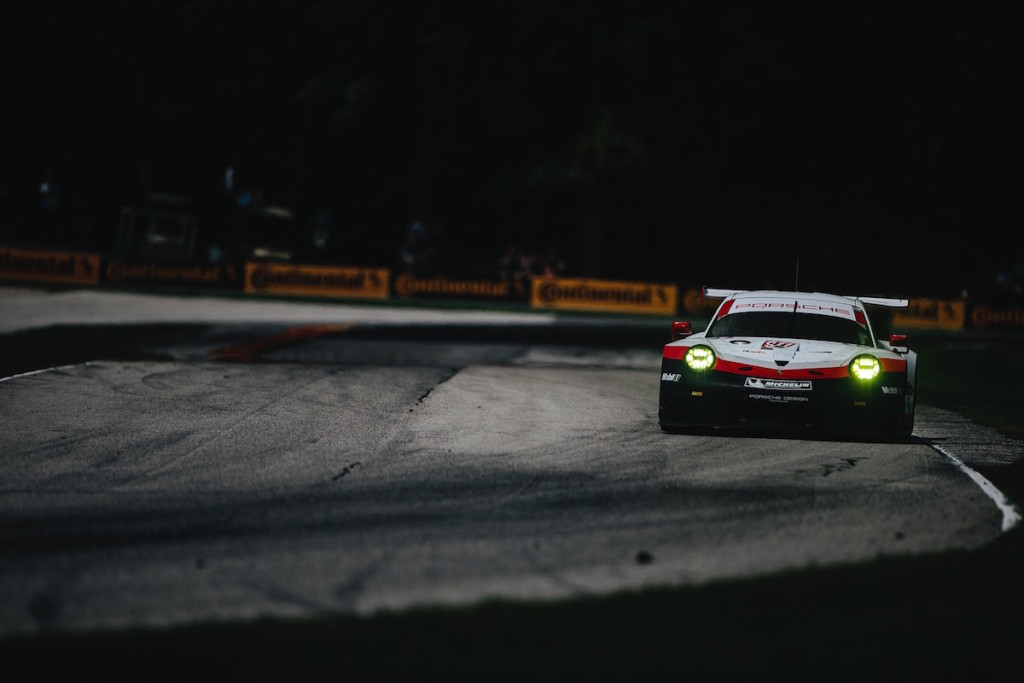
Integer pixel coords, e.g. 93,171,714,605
658,358,912,437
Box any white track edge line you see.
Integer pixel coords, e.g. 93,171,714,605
0,363,88,384
929,442,1022,532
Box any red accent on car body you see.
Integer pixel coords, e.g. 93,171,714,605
663,346,907,376
890,333,910,347
662,345,689,360
670,321,692,340
712,358,850,379
879,357,907,373
708,356,907,379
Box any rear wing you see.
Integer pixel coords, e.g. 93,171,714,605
851,296,909,308
702,286,908,308
702,287,745,298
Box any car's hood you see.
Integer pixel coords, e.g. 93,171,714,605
698,336,868,369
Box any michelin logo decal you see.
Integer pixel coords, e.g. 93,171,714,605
744,378,812,391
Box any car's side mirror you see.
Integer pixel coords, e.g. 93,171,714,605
889,333,910,353
670,321,692,341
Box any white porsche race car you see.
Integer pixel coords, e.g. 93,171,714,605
659,288,917,439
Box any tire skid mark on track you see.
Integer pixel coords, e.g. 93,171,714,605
124,365,347,486
415,366,460,405
331,461,362,481
208,324,356,362
821,457,866,478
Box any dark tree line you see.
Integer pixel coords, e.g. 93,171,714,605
3,1,1023,296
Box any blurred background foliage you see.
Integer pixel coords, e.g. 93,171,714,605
2,1,1023,296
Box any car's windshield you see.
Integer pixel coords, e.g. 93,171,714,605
706,311,872,346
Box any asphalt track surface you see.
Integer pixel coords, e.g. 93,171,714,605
0,286,1019,638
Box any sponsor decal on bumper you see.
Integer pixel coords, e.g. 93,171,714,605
743,378,812,391
748,394,810,403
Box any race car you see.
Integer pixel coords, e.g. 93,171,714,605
659,288,917,439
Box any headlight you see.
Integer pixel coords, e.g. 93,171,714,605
849,354,881,380
684,345,716,371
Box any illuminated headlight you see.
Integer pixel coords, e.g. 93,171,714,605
684,345,716,371
849,355,881,380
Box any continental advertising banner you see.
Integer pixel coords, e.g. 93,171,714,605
392,271,527,302
681,287,723,316
0,246,101,285
969,301,1024,330
106,260,240,287
244,262,389,299
890,298,965,331
530,276,678,315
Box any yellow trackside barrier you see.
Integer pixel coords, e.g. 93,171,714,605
244,262,390,299
890,298,965,331
0,246,101,285
970,301,1024,330
530,276,678,315
393,272,526,301
106,260,239,286
682,287,723,316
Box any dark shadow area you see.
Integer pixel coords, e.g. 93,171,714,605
661,423,915,445
4,3,1024,298
0,324,210,378
2,528,1022,681
342,321,671,348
